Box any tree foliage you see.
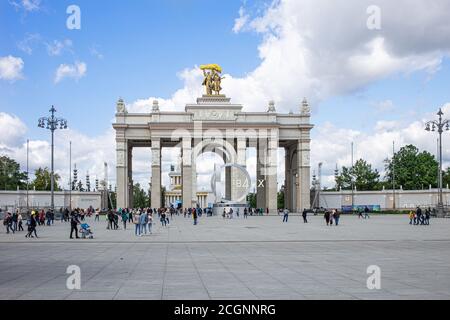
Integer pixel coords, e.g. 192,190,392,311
133,183,149,208
385,145,438,190
31,167,61,191
335,159,380,191
277,190,285,209
0,156,27,190
247,193,256,208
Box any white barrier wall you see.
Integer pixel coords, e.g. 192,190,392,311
319,189,448,210
0,190,102,211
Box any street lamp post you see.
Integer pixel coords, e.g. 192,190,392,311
425,108,449,217
38,106,68,213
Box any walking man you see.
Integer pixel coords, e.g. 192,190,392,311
364,206,370,219
302,209,308,223
70,212,80,239
283,208,289,223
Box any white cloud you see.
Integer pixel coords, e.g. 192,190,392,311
89,45,104,60
372,99,395,113
9,0,41,12
17,33,42,55
0,113,27,148
0,56,24,81
46,39,73,56
312,103,450,188
54,61,87,83
233,6,249,33
127,0,450,115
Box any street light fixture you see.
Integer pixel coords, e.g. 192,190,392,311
38,106,68,213
425,108,449,217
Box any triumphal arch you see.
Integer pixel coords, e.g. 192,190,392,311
113,64,313,213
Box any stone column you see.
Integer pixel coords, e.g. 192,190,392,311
151,138,161,209
265,130,279,214
284,146,292,211
182,137,193,209
116,138,128,209
256,138,267,209
231,138,247,203
128,146,133,208
296,137,311,213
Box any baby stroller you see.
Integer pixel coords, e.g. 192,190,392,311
80,223,94,239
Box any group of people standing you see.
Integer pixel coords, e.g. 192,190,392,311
324,209,341,226
409,207,431,225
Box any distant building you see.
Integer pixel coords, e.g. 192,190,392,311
164,160,214,208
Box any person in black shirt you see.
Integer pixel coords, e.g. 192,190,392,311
70,212,80,239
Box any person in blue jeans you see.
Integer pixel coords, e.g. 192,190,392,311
134,211,141,236
140,211,148,235
333,210,341,226
283,209,289,222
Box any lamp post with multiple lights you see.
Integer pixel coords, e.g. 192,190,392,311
38,106,68,212
425,108,449,217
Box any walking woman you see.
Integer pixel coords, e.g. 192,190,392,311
147,211,153,234
121,209,128,230
134,210,141,236
324,210,331,226
18,212,24,231
26,212,38,238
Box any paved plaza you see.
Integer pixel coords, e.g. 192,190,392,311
1,214,450,300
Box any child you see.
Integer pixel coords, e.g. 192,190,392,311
409,211,415,225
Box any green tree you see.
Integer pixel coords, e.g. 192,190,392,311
247,193,256,208
385,145,438,190
443,168,450,189
277,190,285,209
0,156,27,190
31,167,61,191
133,183,149,208
335,159,380,191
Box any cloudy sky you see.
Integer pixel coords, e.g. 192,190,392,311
1,0,450,192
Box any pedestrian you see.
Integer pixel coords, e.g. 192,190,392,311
364,206,370,219
18,212,24,231
415,207,422,225
12,211,18,231
45,209,51,226
121,209,128,230
95,210,100,221
161,211,167,227
147,211,153,234
425,208,431,226
140,211,148,235
25,212,38,238
302,208,308,223
193,208,198,225
133,210,141,236
334,210,341,226
357,207,363,219
4,212,14,234
409,211,415,225
107,210,114,230
244,207,248,219
282,208,289,222
324,210,331,226
70,212,80,239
